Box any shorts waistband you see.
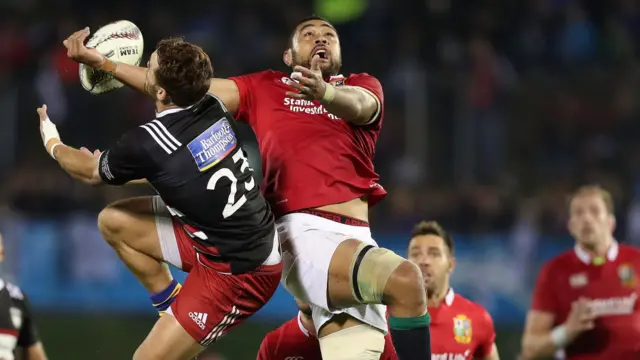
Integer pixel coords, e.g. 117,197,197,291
297,209,369,227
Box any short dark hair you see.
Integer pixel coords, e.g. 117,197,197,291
410,221,454,255
154,37,213,107
288,15,335,49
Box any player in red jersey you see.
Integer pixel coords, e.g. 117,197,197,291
521,185,640,359
407,221,499,360
65,16,429,360
256,300,398,360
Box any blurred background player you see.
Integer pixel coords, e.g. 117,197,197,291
256,299,398,360
64,16,429,360
45,36,281,360
521,185,640,359
0,233,48,360
407,221,499,360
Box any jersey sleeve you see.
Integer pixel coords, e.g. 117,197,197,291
98,128,149,185
530,262,559,314
228,71,270,126
473,309,496,358
256,332,276,360
347,73,384,126
17,295,39,348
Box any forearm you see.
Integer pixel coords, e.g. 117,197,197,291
103,59,148,94
126,179,148,186
52,143,101,186
25,342,48,360
321,85,378,125
521,331,564,359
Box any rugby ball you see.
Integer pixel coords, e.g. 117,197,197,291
79,20,144,95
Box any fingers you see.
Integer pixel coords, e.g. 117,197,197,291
286,81,312,95
291,73,314,86
80,147,101,157
36,104,48,119
310,54,321,71
64,27,90,53
293,66,319,78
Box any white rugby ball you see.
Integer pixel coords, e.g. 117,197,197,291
79,20,144,95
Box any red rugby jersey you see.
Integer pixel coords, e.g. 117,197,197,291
531,242,640,359
429,289,496,360
256,312,397,360
230,71,387,217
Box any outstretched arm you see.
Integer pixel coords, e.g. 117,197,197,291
37,105,102,186
63,28,241,113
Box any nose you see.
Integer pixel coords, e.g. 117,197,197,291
315,37,328,45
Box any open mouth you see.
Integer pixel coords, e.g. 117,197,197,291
313,48,329,60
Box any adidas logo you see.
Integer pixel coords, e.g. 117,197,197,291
189,312,208,330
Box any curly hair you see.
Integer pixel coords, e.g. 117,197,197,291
154,37,213,107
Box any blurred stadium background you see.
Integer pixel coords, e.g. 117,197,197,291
1,0,639,358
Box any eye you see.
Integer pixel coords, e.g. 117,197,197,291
304,31,313,36
325,32,335,37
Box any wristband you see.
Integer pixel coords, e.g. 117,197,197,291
550,325,568,348
99,58,118,74
49,142,63,160
322,83,336,104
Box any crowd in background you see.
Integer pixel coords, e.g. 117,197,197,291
0,0,639,241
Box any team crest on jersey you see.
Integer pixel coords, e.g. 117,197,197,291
9,307,21,329
453,314,472,344
187,118,237,172
618,263,636,288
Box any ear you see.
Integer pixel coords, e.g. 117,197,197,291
283,49,292,67
448,256,456,274
156,86,168,102
609,215,616,233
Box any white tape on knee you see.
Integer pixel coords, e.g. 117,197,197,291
319,324,385,360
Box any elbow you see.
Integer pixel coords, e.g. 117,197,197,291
83,175,103,187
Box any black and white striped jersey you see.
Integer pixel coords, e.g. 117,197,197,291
98,94,275,274
0,279,38,360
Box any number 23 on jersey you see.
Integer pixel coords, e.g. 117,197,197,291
187,118,256,218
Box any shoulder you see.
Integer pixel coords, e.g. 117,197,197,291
618,244,640,257
0,278,25,301
229,70,288,85
268,317,301,341
540,250,577,276
454,294,493,324
345,73,381,86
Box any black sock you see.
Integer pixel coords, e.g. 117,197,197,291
388,313,431,360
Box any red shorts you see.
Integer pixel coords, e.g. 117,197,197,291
152,197,282,346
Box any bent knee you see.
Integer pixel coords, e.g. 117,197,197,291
97,206,127,242
319,324,385,360
386,260,426,306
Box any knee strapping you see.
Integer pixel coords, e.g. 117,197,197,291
349,243,404,304
319,325,385,360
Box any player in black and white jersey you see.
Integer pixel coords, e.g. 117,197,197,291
0,233,47,360
39,35,282,360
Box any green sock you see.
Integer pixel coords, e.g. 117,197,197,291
389,313,431,360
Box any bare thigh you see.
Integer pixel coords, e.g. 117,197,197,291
98,196,164,261
133,314,203,360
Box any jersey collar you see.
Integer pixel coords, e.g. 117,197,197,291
297,311,310,338
444,288,455,306
574,240,619,265
156,105,194,118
